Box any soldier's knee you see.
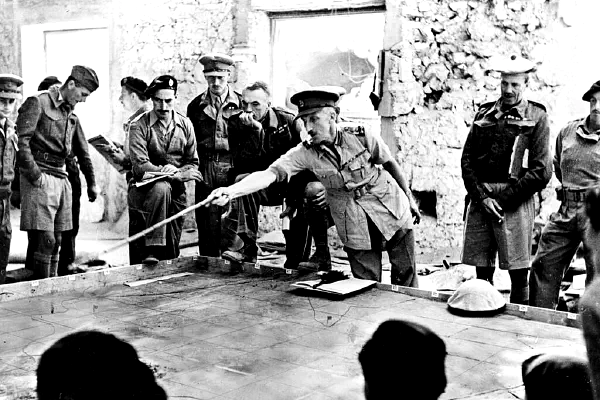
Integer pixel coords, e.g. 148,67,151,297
37,231,56,252
304,181,326,199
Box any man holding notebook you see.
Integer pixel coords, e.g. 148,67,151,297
128,75,201,264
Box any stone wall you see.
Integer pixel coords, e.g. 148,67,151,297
5,0,599,255
380,0,560,253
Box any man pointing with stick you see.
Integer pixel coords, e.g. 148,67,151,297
203,87,421,286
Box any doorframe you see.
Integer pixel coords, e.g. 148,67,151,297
20,19,108,97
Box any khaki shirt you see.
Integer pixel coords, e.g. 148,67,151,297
129,110,199,181
269,127,412,250
0,118,17,194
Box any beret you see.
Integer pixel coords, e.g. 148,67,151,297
522,352,593,400
199,53,234,77
491,54,536,75
0,73,24,99
290,86,346,118
146,75,177,97
582,80,600,102
121,76,148,97
37,76,61,91
71,65,99,92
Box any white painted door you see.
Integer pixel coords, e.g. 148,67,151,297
21,22,109,139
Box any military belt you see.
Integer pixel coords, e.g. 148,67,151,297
33,151,65,168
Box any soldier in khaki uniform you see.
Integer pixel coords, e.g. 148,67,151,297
461,55,552,304
17,65,99,279
187,53,242,257
0,74,22,283
204,87,421,286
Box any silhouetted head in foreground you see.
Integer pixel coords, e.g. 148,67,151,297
522,352,593,400
37,330,167,400
358,319,447,400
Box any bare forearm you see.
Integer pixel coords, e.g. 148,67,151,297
229,170,277,199
383,161,414,202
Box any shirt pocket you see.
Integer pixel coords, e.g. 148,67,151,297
313,168,344,189
168,130,187,155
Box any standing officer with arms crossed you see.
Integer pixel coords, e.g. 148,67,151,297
204,87,421,286
461,55,552,304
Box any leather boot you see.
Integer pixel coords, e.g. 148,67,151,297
33,252,52,279
299,206,331,271
299,246,331,271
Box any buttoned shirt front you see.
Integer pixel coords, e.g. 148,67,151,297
554,117,600,190
16,86,80,181
129,110,199,181
0,118,17,192
268,127,412,250
187,87,242,155
461,98,551,210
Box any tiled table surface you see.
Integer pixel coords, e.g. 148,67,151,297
0,272,586,400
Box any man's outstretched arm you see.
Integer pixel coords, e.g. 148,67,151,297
205,169,277,206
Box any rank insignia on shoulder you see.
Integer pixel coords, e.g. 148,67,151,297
339,123,365,136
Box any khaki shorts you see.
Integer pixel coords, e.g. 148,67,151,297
461,183,535,270
20,172,72,232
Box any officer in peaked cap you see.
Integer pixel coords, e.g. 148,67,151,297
16,66,98,279
0,74,23,100
529,78,600,309
290,86,346,119
187,52,242,258
0,73,22,284
205,86,422,286
199,53,234,77
128,74,201,265
461,53,551,305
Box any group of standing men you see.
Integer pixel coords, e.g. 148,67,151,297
124,53,422,289
0,66,100,284
5,52,599,308
461,54,600,308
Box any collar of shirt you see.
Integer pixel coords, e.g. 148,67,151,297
200,87,241,109
127,105,149,125
209,89,228,107
148,110,187,131
484,98,528,120
577,117,600,142
261,108,278,129
48,86,67,109
0,118,5,138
